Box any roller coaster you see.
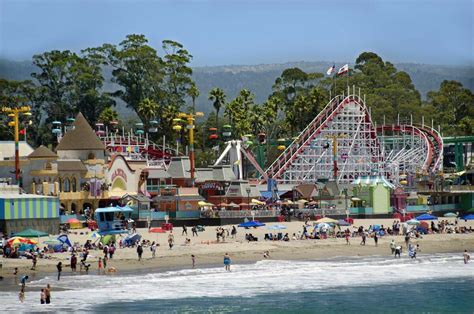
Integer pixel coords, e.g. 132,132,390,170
262,86,443,185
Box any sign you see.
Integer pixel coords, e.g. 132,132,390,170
111,168,128,183
201,181,224,191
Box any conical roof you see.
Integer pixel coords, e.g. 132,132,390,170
56,113,105,151
28,145,57,159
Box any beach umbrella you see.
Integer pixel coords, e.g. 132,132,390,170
266,224,287,230
461,214,474,220
14,228,49,238
7,237,38,246
297,199,308,204
198,201,208,207
416,213,438,220
67,218,80,223
238,221,266,228
407,219,420,225
251,199,265,205
57,234,72,247
315,223,331,229
315,217,339,224
443,212,457,217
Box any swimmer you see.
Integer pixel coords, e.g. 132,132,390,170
464,250,471,264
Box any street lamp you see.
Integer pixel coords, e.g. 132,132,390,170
2,105,31,186
246,187,251,211
174,112,204,187
343,187,349,220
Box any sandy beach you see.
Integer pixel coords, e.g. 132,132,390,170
2,218,474,282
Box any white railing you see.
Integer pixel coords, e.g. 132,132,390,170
215,210,278,218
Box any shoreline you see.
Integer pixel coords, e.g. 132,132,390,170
2,233,473,291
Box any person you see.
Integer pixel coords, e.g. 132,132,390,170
404,233,410,249
192,226,198,237
45,284,51,304
151,242,157,258
31,254,37,270
98,257,103,273
223,253,231,271
81,260,91,272
182,225,188,236
191,254,196,268
20,275,28,289
109,244,115,259
103,245,109,260
168,232,174,250
137,244,143,261
71,254,77,272
40,288,46,304
394,245,402,258
374,232,379,247
390,240,396,254
103,255,108,270
56,262,62,280
360,232,366,246
408,244,416,259
463,250,470,264
263,251,270,259
231,226,237,239
345,230,350,245
19,287,25,303
14,267,18,275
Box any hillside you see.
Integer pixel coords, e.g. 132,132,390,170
1,58,473,116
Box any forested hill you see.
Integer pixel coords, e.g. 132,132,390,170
1,58,473,114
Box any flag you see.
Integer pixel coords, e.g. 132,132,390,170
326,64,335,75
337,64,349,76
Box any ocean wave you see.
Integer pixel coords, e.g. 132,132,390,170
2,253,471,311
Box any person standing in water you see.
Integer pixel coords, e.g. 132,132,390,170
191,254,196,268
45,284,51,304
464,250,470,264
137,244,143,261
224,253,231,271
360,231,366,246
168,232,174,250
56,262,62,280
374,232,379,247
40,288,46,304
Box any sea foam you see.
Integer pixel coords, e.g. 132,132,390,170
2,253,472,311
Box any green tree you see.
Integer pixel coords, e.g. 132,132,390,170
426,80,474,135
98,106,119,126
137,98,159,128
208,88,226,128
187,82,200,114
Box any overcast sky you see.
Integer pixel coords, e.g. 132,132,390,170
0,0,472,66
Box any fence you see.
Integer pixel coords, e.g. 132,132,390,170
215,210,278,219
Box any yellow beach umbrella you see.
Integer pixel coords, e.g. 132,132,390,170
315,217,339,224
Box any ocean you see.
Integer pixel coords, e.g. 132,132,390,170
2,253,473,313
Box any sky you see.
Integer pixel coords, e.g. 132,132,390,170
0,0,472,66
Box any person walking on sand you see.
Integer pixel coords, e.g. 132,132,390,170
31,254,37,270
463,250,470,264
191,254,196,268
192,226,198,237
151,242,157,258
374,232,379,247
360,231,366,246
390,240,396,254
71,254,77,272
345,229,350,245
182,225,188,236
231,226,237,239
45,284,51,304
168,232,174,250
56,262,62,281
137,244,143,261
224,253,231,271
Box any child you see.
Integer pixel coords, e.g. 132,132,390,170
224,253,231,271
98,257,103,273
40,288,46,304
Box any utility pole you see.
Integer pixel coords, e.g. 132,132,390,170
2,105,31,186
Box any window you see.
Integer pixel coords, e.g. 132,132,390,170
72,177,77,192
45,162,52,170
64,178,70,192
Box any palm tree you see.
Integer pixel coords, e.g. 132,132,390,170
208,88,226,128
187,83,200,114
99,106,119,126
137,98,159,126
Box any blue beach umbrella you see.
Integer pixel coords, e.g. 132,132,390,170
461,214,474,220
416,213,438,220
238,221,266,228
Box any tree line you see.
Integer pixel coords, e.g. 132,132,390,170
1,36,472,168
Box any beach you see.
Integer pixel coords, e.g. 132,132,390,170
2,218,474,281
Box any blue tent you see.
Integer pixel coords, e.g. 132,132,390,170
57,234,72,247
461,214,474,220
238,221,266,228
416,213,438,220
